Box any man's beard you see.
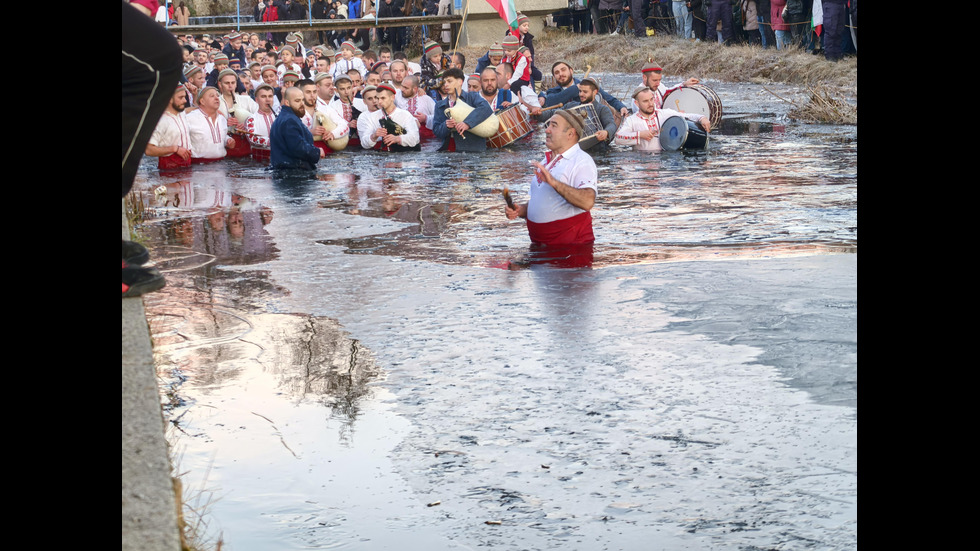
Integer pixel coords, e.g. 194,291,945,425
172,99,186,112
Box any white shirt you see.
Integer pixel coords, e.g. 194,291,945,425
277,62,303,86
328,96,368,125
400,92,436,130
526,143,597,224
218,93,258,125
148,111,191,151
614,108,703,152
244,110,277,149
358,107,420,150
331,57,367,81
185,109,229,159
315,101,352,141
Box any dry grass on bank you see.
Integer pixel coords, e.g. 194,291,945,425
455,28,856,95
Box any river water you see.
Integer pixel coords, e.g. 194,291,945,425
134,76,857,550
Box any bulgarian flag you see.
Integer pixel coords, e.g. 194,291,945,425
811,0,824,37
485,0,518,29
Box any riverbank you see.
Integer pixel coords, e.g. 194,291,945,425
454,28,857,95
122,205,182,551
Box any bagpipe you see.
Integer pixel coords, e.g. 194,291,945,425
378,111,420,151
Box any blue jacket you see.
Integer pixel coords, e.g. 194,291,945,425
432,91,495,152
538,79,627,120
270,107,320,171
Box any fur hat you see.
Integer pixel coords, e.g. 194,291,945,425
552,109,586,139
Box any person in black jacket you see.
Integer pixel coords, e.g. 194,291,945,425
312,0,330,44
378,0,406,53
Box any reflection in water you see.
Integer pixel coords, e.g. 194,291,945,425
147,275,381,444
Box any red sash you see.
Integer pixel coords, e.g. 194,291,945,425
226,134,251,157
315,142,333,156
251,146,271,161
158,153,191,170
191,156,223,164
419,126,436,141
526,211,594,246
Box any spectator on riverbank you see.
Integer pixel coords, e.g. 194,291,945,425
770,0,790,49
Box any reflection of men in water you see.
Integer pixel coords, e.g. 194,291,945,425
615,87,710,152
270,86,324,171
186,86,236,162
359,83,421,152
145,83,193,169
505,109,597,247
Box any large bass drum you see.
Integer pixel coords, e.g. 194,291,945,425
662,84,723,130
659,115,709,151
487,104,534,148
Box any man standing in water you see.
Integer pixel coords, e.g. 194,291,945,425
270,86,325,172
538,61,629,121
431,68,495,152
504,109,597,247
632,60,701,112
145,83,193,169
615,86,710,152
359,83,421,152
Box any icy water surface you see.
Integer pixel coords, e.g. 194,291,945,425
135,78,856,550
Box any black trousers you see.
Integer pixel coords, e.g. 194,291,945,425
121,1,184,197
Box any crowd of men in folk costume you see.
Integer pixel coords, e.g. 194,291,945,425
146,14,711,248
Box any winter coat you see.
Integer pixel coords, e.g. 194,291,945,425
741,1,759,30
770,0,789,30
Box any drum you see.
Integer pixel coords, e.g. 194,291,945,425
564,103,603,151
662,84,723,130
487,104,534,148
444,98,500,138
659,115,709,151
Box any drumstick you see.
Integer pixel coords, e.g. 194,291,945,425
502,187,515,209
582,65,592,80
539,103,564,112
